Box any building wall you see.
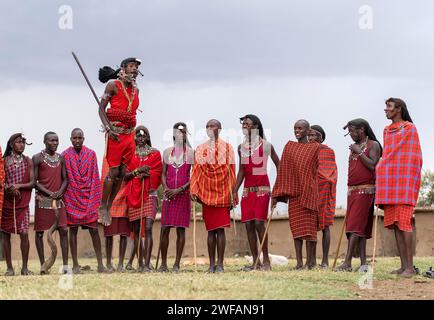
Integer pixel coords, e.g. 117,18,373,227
1,209,433,261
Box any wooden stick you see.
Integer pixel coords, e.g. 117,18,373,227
137,179,145,269
155,227,162,270
193,200,197,272
371,206,380,275
253,205,276,270
332,213,347,269
13,196,17,235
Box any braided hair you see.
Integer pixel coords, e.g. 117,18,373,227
239,114,265,140
135,125,152,147
343,118,382,156
385,97,413,123
3,133,31,158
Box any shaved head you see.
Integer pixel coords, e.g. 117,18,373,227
295,119,310,129
71,128,84,137
294,119,310,143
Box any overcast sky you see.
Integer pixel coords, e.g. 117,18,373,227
1,0,433,209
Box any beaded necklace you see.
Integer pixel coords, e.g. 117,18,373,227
118,80,136,113
41,150,60,168
350,136,369,161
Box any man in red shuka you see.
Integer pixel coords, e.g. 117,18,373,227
97,57,141,227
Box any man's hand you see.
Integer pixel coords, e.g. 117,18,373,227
165,188,182,199
349,143,363,155
271,198,278,211
107,129,120,142
138,165,150,176
50,191,62,200
231,192,238,208
190,194,197,202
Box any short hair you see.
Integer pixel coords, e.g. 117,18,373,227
310,125,326,142
71,128,84,136
44,131,57,141
295,119,310,129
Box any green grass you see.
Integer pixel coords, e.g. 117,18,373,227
0,257,433,300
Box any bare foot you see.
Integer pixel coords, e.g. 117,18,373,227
172,265,180,273
398,268,416,278
390,267,405,274
72,266,81,274
125,263,135,271
99,206,112,226
206,266,216,273
97,265,108,273
106,264,115,273
215,265,224,273
140,265,152,273
21,268,33,276
4,268,15,276
158,265,169,273
295,264,304,270
116,264,124,273
335,263,352,272
319,262,329,269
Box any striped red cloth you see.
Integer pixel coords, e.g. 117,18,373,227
288,197,318,241
317,144,338,229
272,141,320,240
272,141,320,211
375,121,423,206
62,146,101,226
190,139,236,207
101,157,128,218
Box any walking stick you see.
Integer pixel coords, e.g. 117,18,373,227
155,226,162,270
227,165,237,236
193,200,197,272
13,196,17,235
137,179,145,269
253,205,276,270
371,206,380,275
332,213,348,269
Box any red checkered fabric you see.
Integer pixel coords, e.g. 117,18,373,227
128,195,158,221
272,141,320,211
1,156,32,234
375,121,422,206
62,146,101,226
317,145,337,229
288,197,318,241
383,204,414,232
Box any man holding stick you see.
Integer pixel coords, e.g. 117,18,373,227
1,134,35,276
336,119,381,272
97,57,141,227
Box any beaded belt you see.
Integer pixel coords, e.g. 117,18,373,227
347,184,375,196
110,122,134,135
243,186,271,196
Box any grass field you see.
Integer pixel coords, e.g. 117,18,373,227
0,257,433,300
